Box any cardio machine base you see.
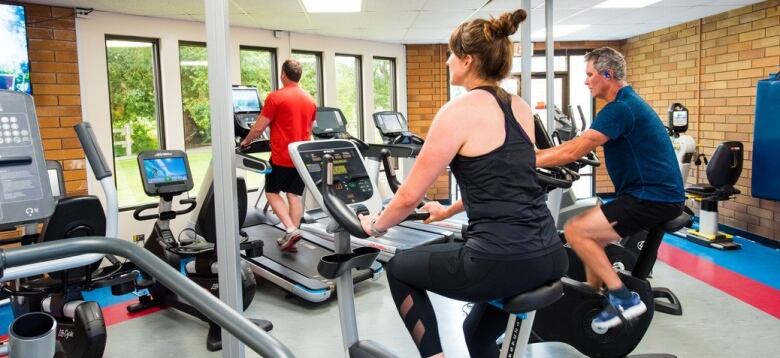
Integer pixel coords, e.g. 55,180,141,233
684,230,741,250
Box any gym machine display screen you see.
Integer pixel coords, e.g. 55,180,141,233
312,108,347,136
232,88,262,113
377,112,405,133
143,157,188,184
298,145,373,204
138,150,193,196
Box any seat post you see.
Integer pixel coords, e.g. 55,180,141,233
633,226,664,280
500,311,535,358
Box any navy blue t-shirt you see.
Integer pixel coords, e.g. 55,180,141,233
590,86,684,203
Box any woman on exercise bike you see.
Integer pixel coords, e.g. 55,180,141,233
358,9,568,358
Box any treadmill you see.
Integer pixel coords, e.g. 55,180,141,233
373,111,470,240
187,87,381,303
298,107,452,262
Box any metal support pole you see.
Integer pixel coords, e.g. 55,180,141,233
520,0,532,104
546,0,555,132
204,0,245,356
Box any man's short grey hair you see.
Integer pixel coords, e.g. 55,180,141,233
584,47,626,81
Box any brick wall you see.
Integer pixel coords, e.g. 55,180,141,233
405,44,450,200
23,3,86,196
617,0,780,240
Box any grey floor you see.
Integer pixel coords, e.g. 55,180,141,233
104,261,779,358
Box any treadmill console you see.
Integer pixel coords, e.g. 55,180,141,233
312,107,349,139
0,91,55,229
137,150,194,196
290,140,382,214
232,86,263,139
373,111,412,139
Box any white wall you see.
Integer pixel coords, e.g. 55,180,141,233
75,11,407,240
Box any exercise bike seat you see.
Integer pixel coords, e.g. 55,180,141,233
663,212,691,233
493,280,564,314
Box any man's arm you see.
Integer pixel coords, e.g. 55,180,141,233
536,129,610,168
240,114,272,147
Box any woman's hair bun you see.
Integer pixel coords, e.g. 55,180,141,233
484,9,527,40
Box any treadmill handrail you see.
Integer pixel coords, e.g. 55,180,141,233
0,237,295,358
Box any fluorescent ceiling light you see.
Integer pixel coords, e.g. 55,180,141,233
595,0,662,8
301,0,361,13
532,25,591,38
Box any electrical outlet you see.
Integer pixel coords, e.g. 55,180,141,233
133,234,145,244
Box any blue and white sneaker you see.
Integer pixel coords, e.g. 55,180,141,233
591,292,647,332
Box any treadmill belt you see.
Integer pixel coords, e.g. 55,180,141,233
243,224,331,281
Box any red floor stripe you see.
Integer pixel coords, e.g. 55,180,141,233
658,243,780,319
102,299,165,326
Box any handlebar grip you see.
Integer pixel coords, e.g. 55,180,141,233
579,151,601,167
133,203,160,221
74,122,112,180
405,212,430,221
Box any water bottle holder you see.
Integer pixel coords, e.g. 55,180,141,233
317,247,380,279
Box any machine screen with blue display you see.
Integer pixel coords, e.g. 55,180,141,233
137,150,194,196
232,88,262,113
143,157,189,184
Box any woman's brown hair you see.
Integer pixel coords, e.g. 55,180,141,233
449,9,527,82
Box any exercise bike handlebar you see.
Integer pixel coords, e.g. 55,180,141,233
133,198,197,221
0,237,295,358
537,166,576,189
321,155,371,239
578,151,601,167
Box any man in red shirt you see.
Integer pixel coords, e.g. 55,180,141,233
240,59,316,252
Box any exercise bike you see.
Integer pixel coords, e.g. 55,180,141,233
127,150,269,352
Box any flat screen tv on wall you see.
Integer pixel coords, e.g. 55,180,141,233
0,4,31,94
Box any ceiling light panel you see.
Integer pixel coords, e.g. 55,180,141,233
302,0,362,13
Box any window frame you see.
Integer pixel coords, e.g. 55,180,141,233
239,45,279,99
291,50,324,106
335,53,364,140
104,35,166,211
177,41,209,151
372,56,397,111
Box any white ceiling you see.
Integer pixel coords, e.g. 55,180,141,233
26,0,765,44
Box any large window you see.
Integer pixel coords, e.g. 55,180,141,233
105,37,164,208
335,54,362,139
372,57,395,111
372,57,396,141
240,46,277,101
179,42,211,195
240,47,277,190
291,51,323,106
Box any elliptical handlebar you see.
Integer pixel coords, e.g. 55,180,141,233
73,122,112,180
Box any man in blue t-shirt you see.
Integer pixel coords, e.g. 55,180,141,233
536,47,684,331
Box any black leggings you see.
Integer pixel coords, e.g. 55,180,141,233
385,242,568,358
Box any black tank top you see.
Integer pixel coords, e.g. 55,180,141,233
450,86,561,260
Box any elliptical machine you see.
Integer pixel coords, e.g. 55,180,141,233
2,121,138,358
127,150,269,352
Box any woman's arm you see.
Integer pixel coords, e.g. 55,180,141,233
421,199,464,224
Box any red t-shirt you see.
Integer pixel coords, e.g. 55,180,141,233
261,84,316,167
